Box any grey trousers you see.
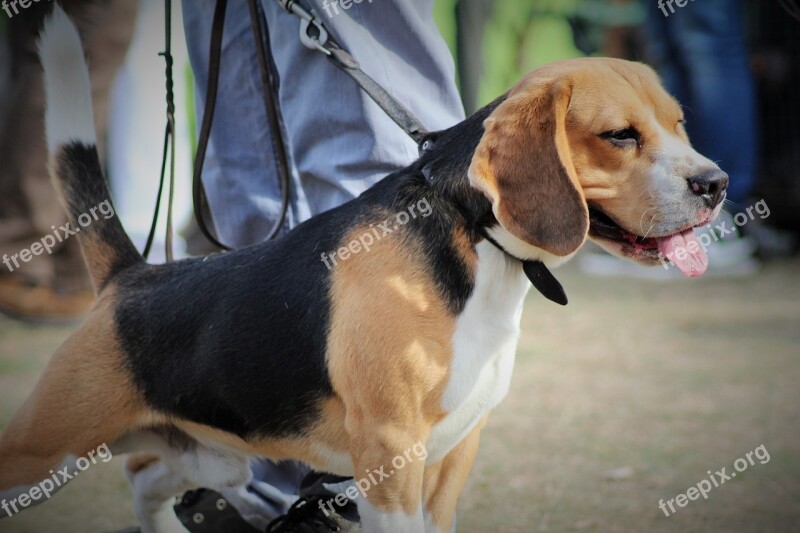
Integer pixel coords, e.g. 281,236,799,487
182,0,465,247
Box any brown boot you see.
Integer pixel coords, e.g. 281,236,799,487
0,274,95,324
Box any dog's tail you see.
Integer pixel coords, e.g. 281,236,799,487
38,6,142,291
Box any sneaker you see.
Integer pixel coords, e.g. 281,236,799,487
266,496,343,533
264,471,360,532
746,218,797,258
174,489,263,533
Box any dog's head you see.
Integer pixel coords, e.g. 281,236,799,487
469,58,728,277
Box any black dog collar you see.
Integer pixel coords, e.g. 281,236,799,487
483,233,568,306
414,166,568,306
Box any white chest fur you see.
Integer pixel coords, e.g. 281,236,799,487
426,241,530,462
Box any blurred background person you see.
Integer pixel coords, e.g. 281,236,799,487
0,0,138,322
630,0,761,276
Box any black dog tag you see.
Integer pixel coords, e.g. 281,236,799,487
522,260,568,306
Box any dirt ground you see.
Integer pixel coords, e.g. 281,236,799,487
1,257,799,533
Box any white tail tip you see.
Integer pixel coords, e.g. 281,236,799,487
38,5,96,152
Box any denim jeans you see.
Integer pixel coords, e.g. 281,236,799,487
645,0,757,210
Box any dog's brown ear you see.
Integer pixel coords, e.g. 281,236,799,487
469,75,589,257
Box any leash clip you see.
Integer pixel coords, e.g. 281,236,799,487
300,16,330,55
277,0,330,55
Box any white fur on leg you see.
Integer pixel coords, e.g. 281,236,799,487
358,498,425,533
126,460,192,533
37,5,97,152
121,430,253,533
423,508,447,533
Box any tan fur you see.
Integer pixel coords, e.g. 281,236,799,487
565,60,684,225
0,289,151,488
326,223,457,512
422,417,486,532
173,403,350,472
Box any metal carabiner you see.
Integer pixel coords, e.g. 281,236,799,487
299,16,330,55
276,0,330,55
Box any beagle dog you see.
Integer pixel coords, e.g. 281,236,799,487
0,8,728,533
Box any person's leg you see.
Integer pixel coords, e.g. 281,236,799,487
183,0,299,247
456,0,496,114
667,0,756,211
180,4,313,522
261,0,464,221
182,0,464,247
642,0,690,106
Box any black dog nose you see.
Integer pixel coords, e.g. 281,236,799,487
688,169,729,209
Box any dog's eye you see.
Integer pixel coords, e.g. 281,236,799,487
601,127,640,147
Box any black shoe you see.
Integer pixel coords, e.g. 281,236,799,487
266,496,342,533
298,472,359,524
175,489,262,533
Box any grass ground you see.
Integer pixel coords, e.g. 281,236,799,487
1,257,799,532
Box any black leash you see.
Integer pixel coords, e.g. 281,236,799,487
247,0,292,241
190,0,228,251
152,0,431,254
275,0,428,144
189,0,430,251
143,0,177,260
191,0,291,251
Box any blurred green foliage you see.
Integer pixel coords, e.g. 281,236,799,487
434,0,583,106
434,0,646,107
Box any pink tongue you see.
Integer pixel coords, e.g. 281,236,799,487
656,229,708,278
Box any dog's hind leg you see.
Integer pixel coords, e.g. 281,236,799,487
121,429,253,533
0,307,150,516
125,454,193,533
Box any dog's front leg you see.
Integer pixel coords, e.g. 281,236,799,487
346,417,428,533
422,418,487,533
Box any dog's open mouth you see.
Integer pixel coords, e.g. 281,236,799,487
588,206,709,277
